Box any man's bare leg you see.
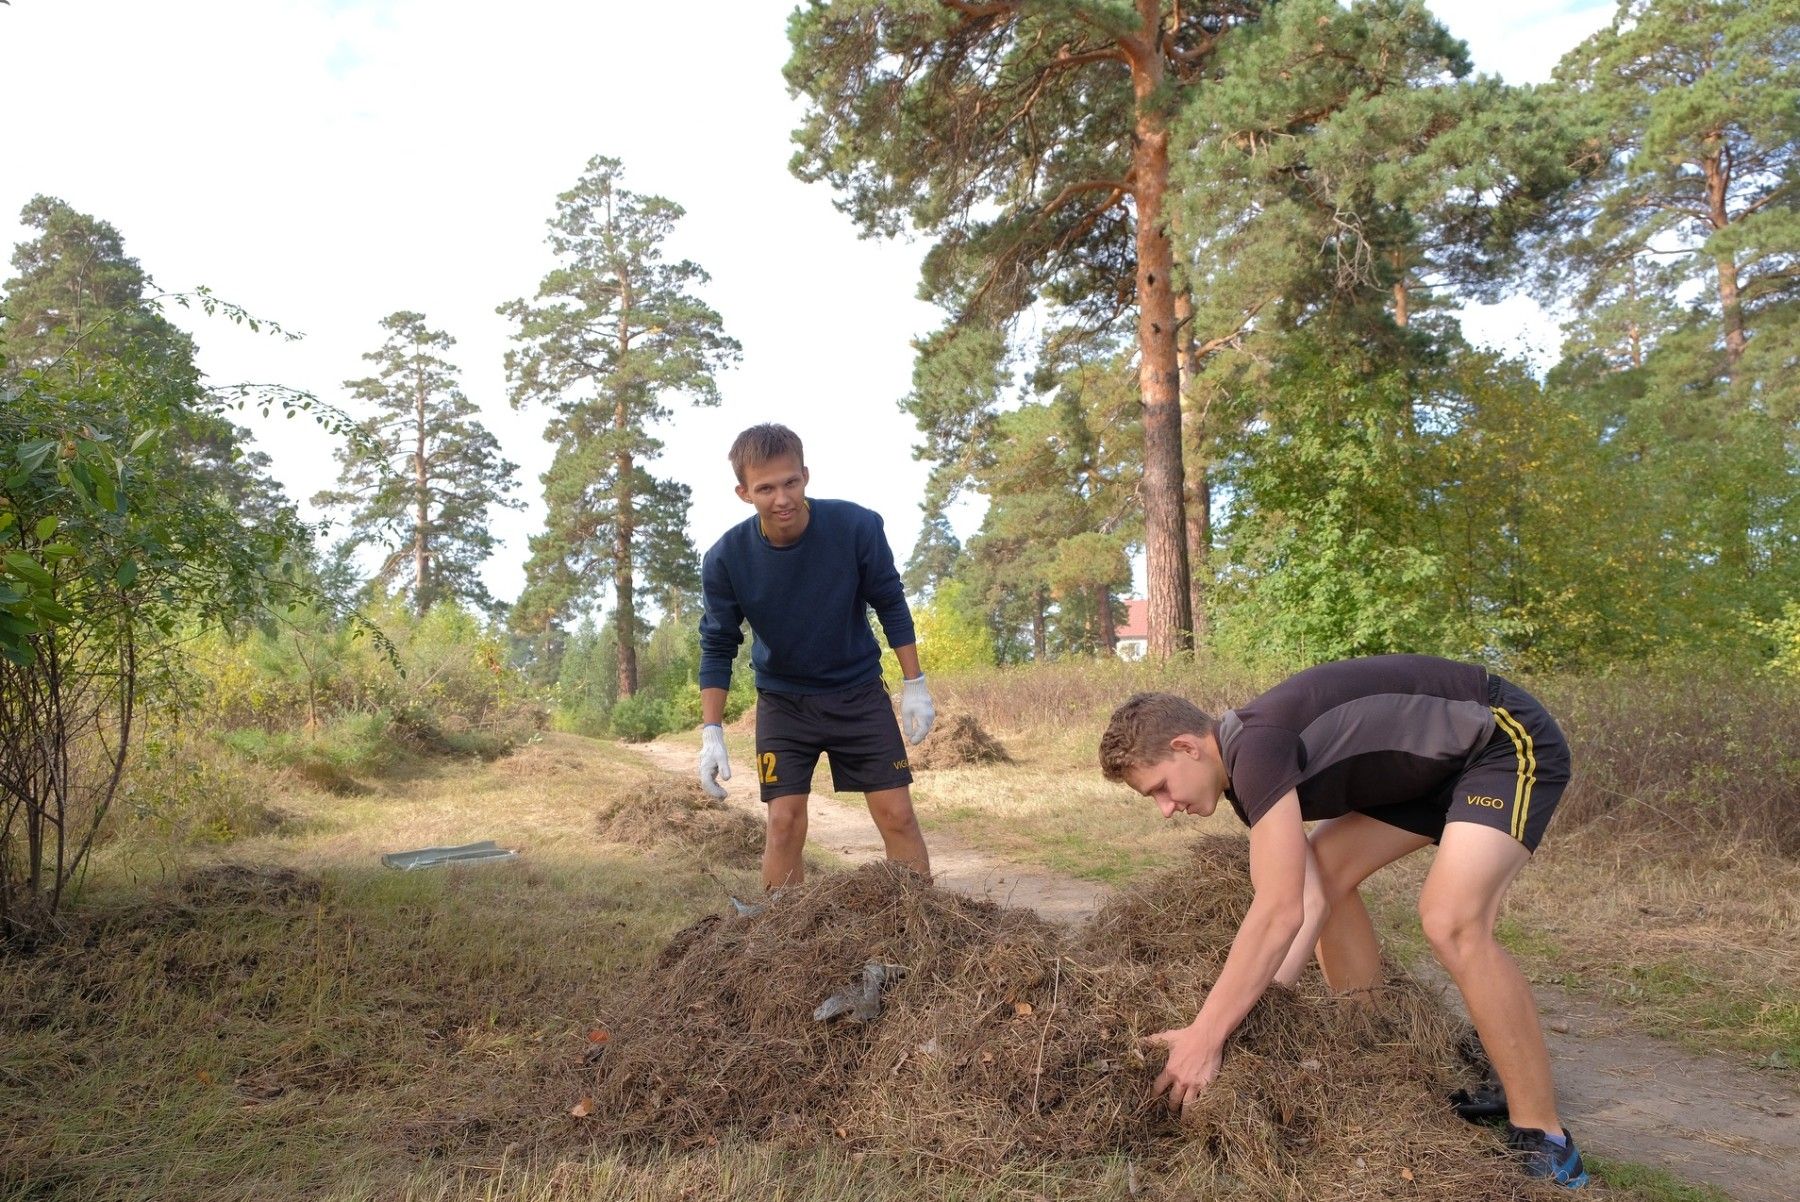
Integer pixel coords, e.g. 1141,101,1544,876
1420,822,1562,1134
1306,815,1433,992
762,794,808,891
864,785,930,879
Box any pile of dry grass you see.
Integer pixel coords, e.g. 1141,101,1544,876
503,739,591,778
909,711,1013,770
596,773,765,869
585,837,1550,1199
177,863,323,911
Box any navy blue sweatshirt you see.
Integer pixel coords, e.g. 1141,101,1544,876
698,498,916,695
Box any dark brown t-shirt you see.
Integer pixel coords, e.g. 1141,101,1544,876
1217,655,1494,827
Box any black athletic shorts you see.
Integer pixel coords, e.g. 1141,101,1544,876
754,678,913,803
1360,675,1571,853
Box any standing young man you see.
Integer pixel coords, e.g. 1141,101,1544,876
1099,654,1590,1189
697,424,935,891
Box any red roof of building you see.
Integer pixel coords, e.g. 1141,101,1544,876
1116,598,1148,640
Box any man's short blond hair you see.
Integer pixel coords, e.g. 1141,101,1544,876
1098,692,1216,782
728,424,805,483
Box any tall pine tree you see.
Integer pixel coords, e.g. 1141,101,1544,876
313,311,521,616
500,156,739,696
787,1,1278,658
1544,0,1798,379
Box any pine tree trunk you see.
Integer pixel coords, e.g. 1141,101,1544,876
1703,142,1747,374
1173,288,1211,644
1129,5,1193,661
614,273,639,698
1096,583,1116,655
414,363,429,616
1032,590,1048,661
614,458,638,698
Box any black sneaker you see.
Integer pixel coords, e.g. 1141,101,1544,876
1449,1080,1510,1121
1506,1125,1590,1190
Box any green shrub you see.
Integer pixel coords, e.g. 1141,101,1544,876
114,726,293,845
1757,600,1800,678
609,694,677,742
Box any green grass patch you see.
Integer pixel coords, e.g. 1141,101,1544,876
1494,914,1561,960
1027,830,1177,885
1587,1156,1736,1202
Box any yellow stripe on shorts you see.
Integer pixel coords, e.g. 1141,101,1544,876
1490,706,1536,841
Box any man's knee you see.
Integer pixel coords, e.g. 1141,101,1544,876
866,789,920,836
765,799,806,845
1419,901,1492,964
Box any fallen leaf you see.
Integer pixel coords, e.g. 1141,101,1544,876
587,1028,611,1044
1400,1167,1414,1182
1300,1058,1322,1071
197,1069,215,1087
834,1126,848,1140
1013,1001,1035,1017
569,1096,595,1118
979,1050,995,1064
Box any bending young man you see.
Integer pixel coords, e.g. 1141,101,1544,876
1100,653,1588,1189
696,423,934,891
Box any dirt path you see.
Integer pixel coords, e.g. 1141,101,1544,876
632,741,1800,1200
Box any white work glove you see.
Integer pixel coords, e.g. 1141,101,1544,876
900,674,935,746
698,724,731,799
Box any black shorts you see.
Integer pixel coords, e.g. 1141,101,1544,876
1361,675,1572,853
754,679,913,803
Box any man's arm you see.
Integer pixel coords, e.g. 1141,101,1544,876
894,644,922,679
697,549,744,696
857,512,917,653
1148,790,1309,1110
701,687,728,727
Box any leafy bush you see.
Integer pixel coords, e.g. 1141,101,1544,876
552,612,750,741
113,726,293,845
1757,601,1800,679
609,694,678,742
879,580,994,688
187,595,543,759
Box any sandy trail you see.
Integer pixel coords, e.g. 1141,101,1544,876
630,739,1800,1201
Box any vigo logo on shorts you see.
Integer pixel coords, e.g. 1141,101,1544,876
1465,794,1508,809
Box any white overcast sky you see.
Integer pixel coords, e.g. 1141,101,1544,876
2,0,1617,609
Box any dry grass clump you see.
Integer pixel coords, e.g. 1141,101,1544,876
596,772,765,869
910,711,1014,770
586,840,1552,1199
589,863,1021,1144
176,863,323,910
505,738,599,780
